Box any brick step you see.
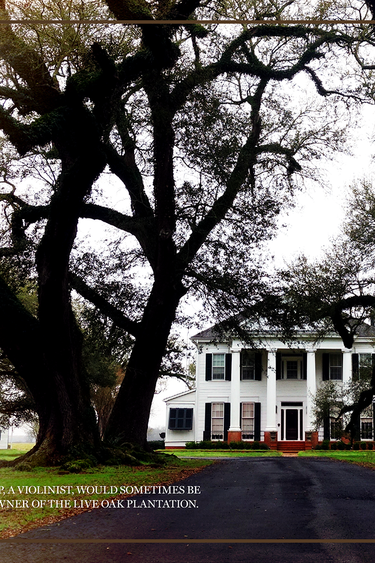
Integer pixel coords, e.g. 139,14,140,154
277,441,306,452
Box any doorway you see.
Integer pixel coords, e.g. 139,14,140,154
280,403,303,440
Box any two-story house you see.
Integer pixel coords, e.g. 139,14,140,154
164,322,375,450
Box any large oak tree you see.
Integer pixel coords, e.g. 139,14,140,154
0,0,368,463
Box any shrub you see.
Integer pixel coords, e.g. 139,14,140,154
321,440,330,450
336,441,346,450
185,441,198,449
368,442,374,450
147,440,165,450
184,440,269,450
330,442,337,450
360,442,367,450
353,442,360,450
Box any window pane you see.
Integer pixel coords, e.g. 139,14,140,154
242,403,254,418
212,402,224,439
212,354,225,379
330,354,342,380
360,354,372,380
212,403,224,417
213,354,225,367
286,360,298,379
241,402,255,439
362,419,372,439
242,419,254,432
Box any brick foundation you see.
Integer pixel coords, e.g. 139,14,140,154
264,431,278,450
227,431,242,443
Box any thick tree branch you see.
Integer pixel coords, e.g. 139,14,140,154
69,272,140,337
0,1,60,114
177,79,267,267
104,144,154,219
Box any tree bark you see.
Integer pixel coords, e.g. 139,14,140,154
105,279,185,447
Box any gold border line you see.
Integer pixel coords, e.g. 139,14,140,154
2,538,375,544
0,19,374,24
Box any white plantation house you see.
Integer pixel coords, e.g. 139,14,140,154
164,322,375,451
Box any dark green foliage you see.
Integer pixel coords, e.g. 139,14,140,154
147,440,165,450
185,441,230,449
336,441,347,450
185,440,269,450
353,442,360,450
321,440,330,450
61,459,95,473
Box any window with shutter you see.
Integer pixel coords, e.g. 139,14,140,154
322,353,343,381
241,402,255,439
211,354,225,379
168,408,193,430
241,351,256,380
211,402,224,440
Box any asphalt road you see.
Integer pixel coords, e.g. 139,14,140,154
1,457,375,562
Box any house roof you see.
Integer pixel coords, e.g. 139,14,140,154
163,389,196,402
191,320,375,341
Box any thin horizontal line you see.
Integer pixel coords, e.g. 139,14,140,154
2,538,375,544
0,19,373,25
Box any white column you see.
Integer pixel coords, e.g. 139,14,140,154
228,349,241,431
265,349,277,431
306,349,316,431
342,349,352,384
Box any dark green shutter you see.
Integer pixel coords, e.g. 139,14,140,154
203,403,211,440
254,403,261,441
322,353,329,381
240,402,242,429
168,408,177,429
224,403,230,441
205,354,212,381
276,352,282,379
352,354,359,381
302,353,307,380
255,352,262,380
225,354,232,381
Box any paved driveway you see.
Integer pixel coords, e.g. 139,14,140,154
1,457,375,562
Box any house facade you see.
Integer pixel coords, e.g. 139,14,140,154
164,323,375,449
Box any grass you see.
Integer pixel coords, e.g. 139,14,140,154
298,449,375,468
0,443,35,461
161,449,283,458
0,446,212,539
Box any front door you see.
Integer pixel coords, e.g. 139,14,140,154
280,405,303,440
286,409,298,440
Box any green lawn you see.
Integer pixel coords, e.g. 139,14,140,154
162,449,283,458
298,450,375,466
0,447,212,538
0,444,35,462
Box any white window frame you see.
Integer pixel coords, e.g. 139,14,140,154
241,402,255,440
329,353,343,380
211,402,224,440
241,351,256,380
212,353,225,380
359,353,372,380
361,417,373,440
281,356,303,380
